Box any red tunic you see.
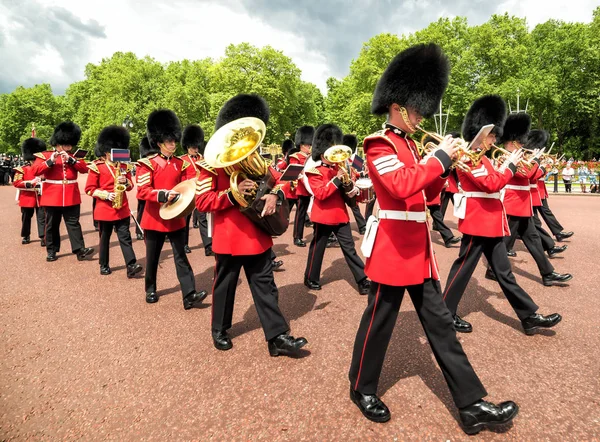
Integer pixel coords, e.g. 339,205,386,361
529,167,545,207
13,164,41,208
195,165,273,255
181,154,201,180
31,151,88,207
456,156,515,238
85,160,134,222
503,162,540,217
364,128,449,287
289,151,310,197
306,163,350,225
537,175,549,200
136,154,191,232
446,172,459,193
426,187,443,206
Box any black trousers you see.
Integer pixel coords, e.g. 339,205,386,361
287,198,298,214
429,204,455,243
293,195,311,240
505,216,554,276
136,200,146,236
349,279,487,408
440,190,455,219
44,205,85,254
443,235,538,320
564,180,572,193
305,222,366,284
364,196,377,220
212,249,289,341
98,217,136,268
351,205,367,231
21,206,45,239
184,210,212,251
92,199,98,229
505,212,555,252
537,199,564,236
144,228,196,297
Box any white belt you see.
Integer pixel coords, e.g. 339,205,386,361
44,179,77,184
505,185,530,191
463,192,501,199
529,184,537,189
379,209,428,222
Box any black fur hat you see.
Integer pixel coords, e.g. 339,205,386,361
526,129,549,150
295,126,315,148
96,125,130,156
139,136,156,158
462,95,507,142
342,134,358,153
500,113,531,145
282,139,294,155
371,43,450,117
94,144,102,158
215,94,270,130
146,109,182,150
50,122,81,146
311,124,343,161
21,138,46,161
182,124,205,153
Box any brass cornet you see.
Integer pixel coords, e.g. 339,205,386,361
415,126,478,170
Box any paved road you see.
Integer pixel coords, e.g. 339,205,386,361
1,182,599,441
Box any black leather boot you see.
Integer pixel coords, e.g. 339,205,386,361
268,333,307,356
213,331,233,351
183,290,208,310
555,231,573,241
507,249,517,257
294,238,306,247
22,236,30,244
547,245,567,258
100,266,112,275
76,247,94,261
485,267,497,281
146,292,158,303
349,388,391,423
357,279,371,295
459,400,519,435
453,315,473,333
304,278,321,290
127,263,143,278
521,313,562,335
542,272,573,286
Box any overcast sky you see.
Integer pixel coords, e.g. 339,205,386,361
0,0,597,95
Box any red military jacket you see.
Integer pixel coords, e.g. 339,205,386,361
503,161,540,217
13,164,41,208
136,153,191,232
446,171,460,193
457,156,516,238
426,186,443,206
364,127,449,287
529,167,545,207
181,154,201,180
305,162,350,225
85,160,134,222
537,175,549,200
31,151,88,207
195,163,273,255
289,151,310,197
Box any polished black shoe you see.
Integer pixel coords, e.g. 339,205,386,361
357,279,371,295
459,400,519,435
146,292,158,304
507,249,517,257
205,248,214,257
76,247,94,261
127,263,143,278
136,233,144,241
349,388,391,423
183,290,208,310
304,278,321,290
326,237,338,248
100,266,112,275
485,268,497,281
359,227,366,235
542,271,573,286
294,238,306,247
184,245,192,254
547,245,567,258
522,313,562,335
453,314,473,333
46,252,57,262
40,238,46,247
444,236,462,247
192,222,199,229
268,333,308,356
212,330,233,351
555,231,573,241
305,220,313,228
272,260,284,271
22,236,30,245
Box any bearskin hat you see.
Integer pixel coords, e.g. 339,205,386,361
94,144,103,158
50,121,81,146
462,95,507,142
526,129,549,150
342,134,358,153
139,136,156,158
295,125,315,148
146,109,182,150
21,138,46,161
215,94,270,130
371,43,450,118
500,113,531,145
96,125,130,156
282,139,294,155
311,124,343,161
182,124,205,152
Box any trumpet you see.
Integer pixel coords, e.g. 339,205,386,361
490,145,533,171
416,126,477,170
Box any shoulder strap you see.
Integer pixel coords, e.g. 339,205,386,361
196,159,218,176
363,129,397,154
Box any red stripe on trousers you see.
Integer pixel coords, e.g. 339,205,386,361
354,284,381,391
443,236,473,300
211,254,218,325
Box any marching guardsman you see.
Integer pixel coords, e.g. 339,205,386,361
536,165,573,241
343,134,368,234
13,138,46,246
302,125,370,295
85,126,142,278
136,109,208,309
290,125,315,247
196,93,307,357
490,113,572,287
181,124,213,256
31,122,94,262
348,44,518,434
441,95,561,336
276,139,297,212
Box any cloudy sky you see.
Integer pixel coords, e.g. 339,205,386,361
0,0,597,95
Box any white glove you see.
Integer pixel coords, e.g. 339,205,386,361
505,149,524,168
346,186,360,197
531,147,546,161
